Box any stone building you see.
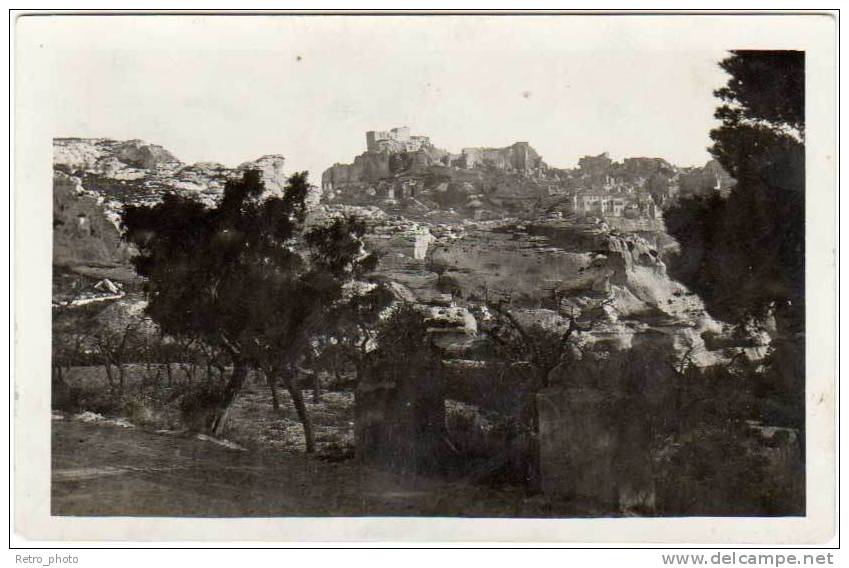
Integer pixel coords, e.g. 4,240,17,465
455,142,544,173
572,193,629,217
577,152,614,189
366,127,432,154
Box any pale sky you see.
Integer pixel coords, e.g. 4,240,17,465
31,16,735,179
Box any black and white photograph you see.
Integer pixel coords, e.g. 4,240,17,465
12,10,838,545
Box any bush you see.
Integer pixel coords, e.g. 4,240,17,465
542,347,804,515
356,304,448,473
649,360,805,516
177,382,229,432
120,390,181,430
54,384,121,416
654,419,804,516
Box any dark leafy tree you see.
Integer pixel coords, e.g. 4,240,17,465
713,50,804,133
123,171,375,450
666,50,804,327
425,256,449,288
664,50,805,427
357,303,447,473
315,282,394,388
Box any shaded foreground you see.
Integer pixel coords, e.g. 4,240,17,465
52,420,598,518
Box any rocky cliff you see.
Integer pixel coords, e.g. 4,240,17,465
321,129,559,218
53,138,310,273
53,170,132,269
52,135,747,368
415,218,731,366
321,129,734,226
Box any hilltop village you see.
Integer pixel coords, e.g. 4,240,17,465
321,126,733,223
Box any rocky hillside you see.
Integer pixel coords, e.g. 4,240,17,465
53,135,752,368
53,170,130,269
52,138,312,275
321,129,734,224
322,129,561,219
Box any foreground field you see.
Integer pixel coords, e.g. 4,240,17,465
59,365,356,454
52,419,593,517
54,366,598,517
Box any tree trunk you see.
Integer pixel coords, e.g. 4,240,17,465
215,365,227,387
312,371,321,404
523,394,542,493
103,362,115,393
52,365,69,408
284,377,315,453
182,364,194,385
209,363,250,436
266,372,280,411
164,362,173,387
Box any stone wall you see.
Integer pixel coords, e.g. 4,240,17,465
322,152,393,192
355,345,447,473
459,142,542,172
536,386,656,514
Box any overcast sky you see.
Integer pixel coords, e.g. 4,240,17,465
36,16,732,179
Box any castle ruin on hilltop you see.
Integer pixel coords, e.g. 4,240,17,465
366,127,433,154
322,126,548,195
320,128,733,222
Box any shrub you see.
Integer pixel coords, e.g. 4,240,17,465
177,382,229,431
356,304,447,473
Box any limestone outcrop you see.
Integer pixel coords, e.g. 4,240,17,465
321,128,733,224
52,170,131,268
321,128,557,217
53,138,309,268
54,138,296,209
52,136,741,368
236,155,287,195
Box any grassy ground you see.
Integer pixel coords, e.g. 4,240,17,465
51,418,591,517
54,365,606,517
60,365,356,454
221,383,355,454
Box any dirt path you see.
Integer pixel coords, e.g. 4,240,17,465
52,420,560,518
